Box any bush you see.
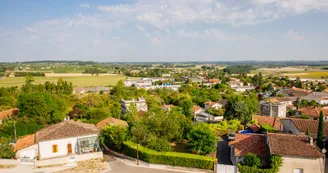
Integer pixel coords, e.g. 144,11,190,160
187,123,216,155
244,153,261,168
260,124,277,133
238,155,282,173
0,138,15,159
146,137,172,152
100,124,128,151
123,141,217,170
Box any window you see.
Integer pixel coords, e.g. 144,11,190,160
293,168,303,173
52,144,58,153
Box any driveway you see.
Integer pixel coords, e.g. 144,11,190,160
217,136,232,165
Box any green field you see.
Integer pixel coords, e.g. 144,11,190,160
0,75,126,87
283,71,328,79
29,66,113,73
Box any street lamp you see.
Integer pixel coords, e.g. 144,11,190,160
322,138,326,173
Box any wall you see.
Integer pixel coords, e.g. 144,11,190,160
35,156,68,166
38,134,98,159
280,119,301,134
279,156,323,173
75,152,103,161
16,144,38,159
0,159,18,165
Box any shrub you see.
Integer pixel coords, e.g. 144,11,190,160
122,141,217,170
244,153,261,168
260,124,277,133
146,137,172,152
100,124,128,151
238,155,282,173
299,114,310,119
187,123,216,155
0,138,15,159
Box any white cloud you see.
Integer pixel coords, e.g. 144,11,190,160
80,3,90,8
285,30,304,41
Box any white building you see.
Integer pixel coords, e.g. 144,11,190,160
260,102,287,117
121,97,148,114
14,120,102,166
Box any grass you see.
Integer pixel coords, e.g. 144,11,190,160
29,66,113,73
0,75,127,87
282,71,328,79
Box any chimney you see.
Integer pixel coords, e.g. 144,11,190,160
309,136,313,145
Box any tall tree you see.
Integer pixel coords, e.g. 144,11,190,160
317,111,324,149
258,72,263,86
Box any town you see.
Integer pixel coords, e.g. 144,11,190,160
0,61,328,173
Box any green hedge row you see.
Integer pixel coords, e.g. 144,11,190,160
122,141,217,170
237,155,282,173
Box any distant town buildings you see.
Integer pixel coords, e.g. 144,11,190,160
121,97,148,114
73,86,109,94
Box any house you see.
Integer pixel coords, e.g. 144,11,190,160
233,86,255,92
14,120,102,166
296,107,328,120
267,97,297,106
124,79,152,87
204,100,227,110
193,105,205,116
162,73,171,77
301,92,328,105
0,108,18,124
96,117,128,129
228,81,244,88
259,102,287,117
280,118,328,139
162,104,175,111
229,134,269,165
203,79,221,87
276,87,312,97
229,133,324,173
121,97,148,114
250,115,281,132
195,112,223,123
73,86,109,94
267,133,323,173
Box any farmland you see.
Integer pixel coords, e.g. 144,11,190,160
282,71,328,79
0,75,126,87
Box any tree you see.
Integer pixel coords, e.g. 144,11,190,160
0,138,15,159
317,111,324,149
244,153,261,168
258,72,263,86
182,98,193,119
100,124,128,151
146,136,172,152
224,94,258,123
305,127,310,136
86,107,111,124
187,123,216,155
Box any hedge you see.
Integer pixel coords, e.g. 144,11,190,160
122,141,217,170
237,155,282,173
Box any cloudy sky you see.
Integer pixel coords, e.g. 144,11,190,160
1,0,328,62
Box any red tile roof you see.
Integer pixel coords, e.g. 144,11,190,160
36,120,99,142
14,134,35,152
267,133,322,158
253,115,281,131
285,118,328,138
229,134,269,158
96,117,128,129
249,124,261,132
298,107,328,118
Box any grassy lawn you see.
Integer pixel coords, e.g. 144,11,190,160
0,75,127,87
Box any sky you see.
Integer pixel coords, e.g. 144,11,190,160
0,0,328,62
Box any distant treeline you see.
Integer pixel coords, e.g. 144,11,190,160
15,72,45,77
223,65,256,74
83,67,107,75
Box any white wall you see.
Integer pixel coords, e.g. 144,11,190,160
38,134,98,159
16,144,38,159
279,156,323,173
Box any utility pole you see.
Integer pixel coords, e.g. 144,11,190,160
136,143,139,165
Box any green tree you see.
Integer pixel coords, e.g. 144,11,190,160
243,153,261,168
86,107,111,124
100,124,128,151
187,123,216,155
182,98,193,119
224,94,258,123
317,111,324,149
0,138,15,159
305,127,310,136
146,136,172,152
258,72,263,86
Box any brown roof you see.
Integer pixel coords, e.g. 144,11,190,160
280,87,312,97
249,124,261,132
268,97,297,103
0,108,19,120
96,117,128,129
267,133,322,158
36,120,99,142
287,118,328,138
253,115,281,130
217,99,228,106
14,134,35,152
229,134,269,158
193,105,202,113
298,107,328,118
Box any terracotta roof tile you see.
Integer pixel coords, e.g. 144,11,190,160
253,115,281,130
229,134,269,158
96,117,128,129
36,120,99,142
249,124,261,132
286,118,328,138
0,108,19,120
298,107,328,118
14,134,35,152
267,133,322,158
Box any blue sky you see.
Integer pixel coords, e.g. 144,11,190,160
0,0,328,62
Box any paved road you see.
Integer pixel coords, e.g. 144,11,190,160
217,136,232,165
104,155,190,173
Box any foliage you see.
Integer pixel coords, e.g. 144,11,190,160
187,123,216,155
86,107,111,124
100,124,128,151
15,72,45,77
244,153,261,168
317,111,324,149
223,65,256,74
224,93,258,122
238,155,282,173
299,114,310,119
305,127,310,136
146,136,172,152
209,119,242,136
0,138,15,159
122,141,217,170
260,124,277,133
83,67,107,75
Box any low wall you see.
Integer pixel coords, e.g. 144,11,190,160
75,152,103,161
36,157,68,166
0,159,18,165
